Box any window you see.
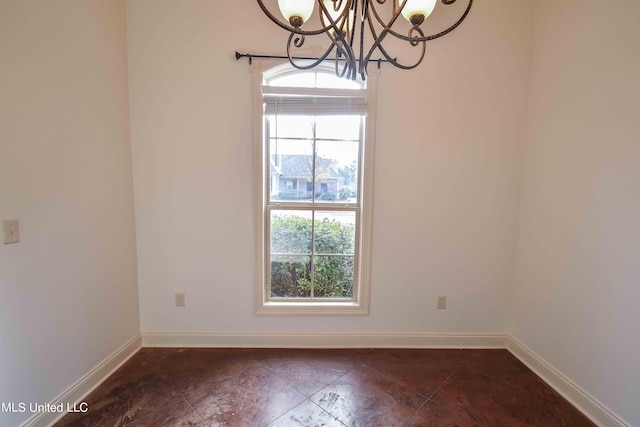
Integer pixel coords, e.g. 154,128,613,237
252,62,377,315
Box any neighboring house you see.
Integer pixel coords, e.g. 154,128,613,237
271,154,340,200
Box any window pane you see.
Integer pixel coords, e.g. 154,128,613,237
267,72,316,88
315,116,361,141
312,256,354,298
270,255,311,297
315,73,364,90
315,140,359,202
266,70,364,90
270,138,313,202
314,211,356,255
270,210,312,254
269,115,314,139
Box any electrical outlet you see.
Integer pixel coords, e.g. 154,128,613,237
437,296,447,309
175,293,185,307
2,219,19,244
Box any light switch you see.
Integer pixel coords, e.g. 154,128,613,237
2,219,19,244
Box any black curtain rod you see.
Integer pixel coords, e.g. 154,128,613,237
234,51,391,68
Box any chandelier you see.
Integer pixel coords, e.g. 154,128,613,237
254,0,473,80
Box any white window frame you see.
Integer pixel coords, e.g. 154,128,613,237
251,60,378,315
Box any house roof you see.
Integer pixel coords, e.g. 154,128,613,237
275,155,339,179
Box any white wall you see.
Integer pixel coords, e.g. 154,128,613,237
128,0,532,334
0,1,139,426
510,1,640,425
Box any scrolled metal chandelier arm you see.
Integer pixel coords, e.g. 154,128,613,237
361,18,426,73
423,0,473,41
323,0,361,80
362,0,471,72
315,0,358,79
256,0,341,36
361,0,426,72
257,0,360,77
370,0,472,43
407,0,473,42
284,33,333,71
252,0,472,80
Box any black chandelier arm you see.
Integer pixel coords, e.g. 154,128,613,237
421,0,472,41
367,0,407,37
282,13,356,77
357,0,368,79
328,29,358,77
361,0,410,70
362,18,426,72
334,44,356,79
255,0,341,36
256,0,357,74
365,40,426,71
395,27,427,70
360,0,426,72
365,0,434,57
341,43,358,80
317,0,353,41
327,24,359,79
379,0,472,43
285,33,338,70
317,0,359,79
348,0,360,51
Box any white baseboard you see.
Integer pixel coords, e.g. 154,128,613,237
21,334,141,427
141,331,507,349
506,336,630,427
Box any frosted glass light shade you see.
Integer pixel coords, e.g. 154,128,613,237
401,0,437,23
278,0,315,26
322,0,344,22
322,0,353,34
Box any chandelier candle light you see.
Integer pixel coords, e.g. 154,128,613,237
254,0,472,80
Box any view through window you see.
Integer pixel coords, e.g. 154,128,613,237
256,63,376,314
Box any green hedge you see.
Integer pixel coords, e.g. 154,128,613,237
270,214,354,298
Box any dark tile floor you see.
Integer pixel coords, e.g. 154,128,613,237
55,348,595,427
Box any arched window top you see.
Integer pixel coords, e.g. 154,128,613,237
262,63,366,90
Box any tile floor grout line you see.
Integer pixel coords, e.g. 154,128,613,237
426,370,456,402
267,398,349,427
266,398,308,426
303,364,355,399
359,362,433,401
180,395,208,427
399,397,430,427
307,397,350,427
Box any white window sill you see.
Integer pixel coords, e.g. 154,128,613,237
257,300,369,316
